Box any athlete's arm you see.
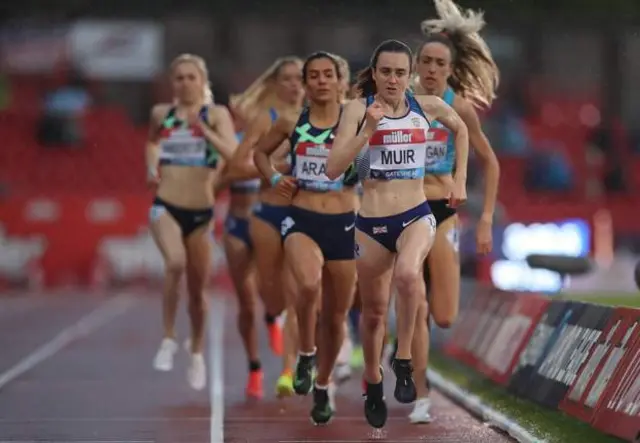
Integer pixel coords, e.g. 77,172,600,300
418,95,469,183
227,111,271,180
456,100,499,222
145,104,169,183
253,117,292,182
326,99,367,180
199,105,238,161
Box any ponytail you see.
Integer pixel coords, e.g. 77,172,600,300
419,0,499,109
355,68,376,97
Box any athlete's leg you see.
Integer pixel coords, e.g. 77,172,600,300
223,233,262,397
410,215,458,419
283,232,323,395
393,217,435,403
357,230,394,428
276,262,299,397
316,260,356,386
409,297,431,423
249,214,285,354
183,224,213,391
427,215,460,328
150,211,186,371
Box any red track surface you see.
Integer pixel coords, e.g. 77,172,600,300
0,291,513,442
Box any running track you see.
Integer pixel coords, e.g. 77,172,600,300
0,291,513,442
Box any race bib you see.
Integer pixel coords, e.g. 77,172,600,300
295,142,343,191
424,128,449,166
160,129,207,163
368,129,426,180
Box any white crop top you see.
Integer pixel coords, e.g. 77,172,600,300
355,94,430,181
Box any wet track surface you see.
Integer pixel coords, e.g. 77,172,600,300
0,291,513,442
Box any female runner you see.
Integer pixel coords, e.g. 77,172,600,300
213,102,265,398
148,54,237,391
229,57,305,396
254,52,358,424
326,39,469,428
402,0,501,423
330,54,360,382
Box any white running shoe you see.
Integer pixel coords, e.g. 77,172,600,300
333,363,352,384
187,353,207,391
153,338,178,372
409,397,433,424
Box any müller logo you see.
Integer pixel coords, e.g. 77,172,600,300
383,130,413,144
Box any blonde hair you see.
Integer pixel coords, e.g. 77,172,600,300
418,0,499,109
230,56,302,120
331,53,351,102
170,53,213,104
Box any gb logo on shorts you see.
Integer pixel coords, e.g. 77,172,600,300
281,216,295,237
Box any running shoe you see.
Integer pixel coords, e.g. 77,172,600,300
350,345,364,369
293,355,315,395
187,353,207,391
267,322,283,356
363,378,387,428
392,358,417,403
310,383,336,425
275,371,295,398
409,397,433,424
153,338,178,372
246,370,264,399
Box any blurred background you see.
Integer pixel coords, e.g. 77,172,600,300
1,0,639,295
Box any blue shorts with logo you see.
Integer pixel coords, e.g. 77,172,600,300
225,214,252,249
283,206,356,261
355,201,435,253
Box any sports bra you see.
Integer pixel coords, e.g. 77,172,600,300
355,93,431,181
289,106,358,192
158,106,219,169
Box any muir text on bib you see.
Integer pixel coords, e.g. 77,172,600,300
367,128,427,180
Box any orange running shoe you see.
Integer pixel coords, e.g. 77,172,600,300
267,323,283,356
246,370,264,399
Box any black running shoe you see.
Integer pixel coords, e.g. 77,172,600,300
293,354,315,395
310,385,334,425
392,358,417,403
363,379,387,428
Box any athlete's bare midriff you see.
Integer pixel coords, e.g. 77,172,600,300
156,166,216,209
228,192,259,218
292,188,356,214
359,179,426,218
423,173,454,200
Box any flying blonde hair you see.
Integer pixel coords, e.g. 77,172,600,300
230,56,302,121
418,0,499,109
330,53,351,102
170,53,213,104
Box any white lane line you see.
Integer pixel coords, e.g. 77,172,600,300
209,296,226,443
0,294,136,390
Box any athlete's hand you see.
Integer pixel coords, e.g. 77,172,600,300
146,166,160,187
476,215,493,255
274,175,298,200
447,179,467,208
363,100,384,135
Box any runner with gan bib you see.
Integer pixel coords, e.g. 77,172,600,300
399,0,500,424
254,52,358,425
326,39,468,428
